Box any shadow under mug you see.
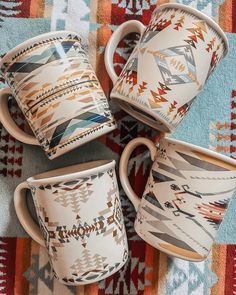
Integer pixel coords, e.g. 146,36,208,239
105,3,228,133
14,160,128,285
119,137,236,261
0,31,116,159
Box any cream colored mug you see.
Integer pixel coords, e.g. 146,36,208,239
120,137,236,261
14,160,128,285
0,31,116,159
105,3,228,132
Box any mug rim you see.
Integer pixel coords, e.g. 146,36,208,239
154,3,229,56
27,159,116,184
0,30,80,69
164,136,236,168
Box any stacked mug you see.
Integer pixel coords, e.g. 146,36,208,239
0,3,235,286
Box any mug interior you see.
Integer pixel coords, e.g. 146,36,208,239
27,159,115,184
165,136,236,170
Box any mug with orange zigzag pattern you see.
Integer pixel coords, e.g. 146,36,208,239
105,3,228,133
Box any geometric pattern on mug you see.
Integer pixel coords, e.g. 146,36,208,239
205,44,222,82
49,194,125,247
15,58,93,111
38,170,105,216
35,169,126,260
61,248,128,284
111,7,226,130
25,65,115,158
98,184,126,245
1,34,82,77
151,45,198,86
136,142,236,259
17,60,98,112
52,178,94,215
184,20,208,49
2,34,83,88
15,57,90,105
1,32,116,159
140,8,176,44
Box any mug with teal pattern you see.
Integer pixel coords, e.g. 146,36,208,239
0,31,116,159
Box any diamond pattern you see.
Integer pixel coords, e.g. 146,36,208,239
155,45,197,86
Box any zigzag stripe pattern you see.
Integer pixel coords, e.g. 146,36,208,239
5,40,83,76
1,32,116,159
1,33,81,69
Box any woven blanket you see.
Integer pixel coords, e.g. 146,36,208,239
0,0,236,294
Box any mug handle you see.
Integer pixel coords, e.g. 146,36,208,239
119,137,157,211
0,87,39,145
14,181,45,247
105,20,146,84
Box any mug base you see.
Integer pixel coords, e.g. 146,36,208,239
46,119,117,160
111,94,172,133
135,228,208,262
54,256,128,286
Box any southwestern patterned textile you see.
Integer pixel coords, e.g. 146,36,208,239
0,0,236,295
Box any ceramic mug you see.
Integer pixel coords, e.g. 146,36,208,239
119,137,236,261
0,31,116,159
14,160,128,285
105,3,228,133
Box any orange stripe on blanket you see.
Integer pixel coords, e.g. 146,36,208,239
97,0,112,25
144,244,161,295
211,244,227,295
144,243,155,295
84,283,99,295
151,249,160,295
219,0,233,32
14,238,32,295
95,0,113,95
30,0,45,18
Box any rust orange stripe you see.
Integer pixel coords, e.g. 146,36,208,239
219,0,233,32
84,283,99,295
151,249,160,295
96,0,113,95
157,0,170,7
211,244,227,295
14,238,32,295
30,0,45,17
